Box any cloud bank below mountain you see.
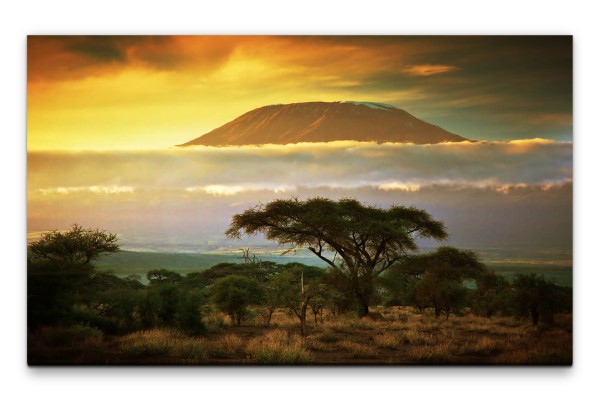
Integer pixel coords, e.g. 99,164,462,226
27,139,572,257
29,139,571,193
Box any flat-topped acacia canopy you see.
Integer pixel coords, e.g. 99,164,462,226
226,197,448,315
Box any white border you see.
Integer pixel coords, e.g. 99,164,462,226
4,1,598,400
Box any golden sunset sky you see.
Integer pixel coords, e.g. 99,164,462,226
26,35,573,257
27,36,572,150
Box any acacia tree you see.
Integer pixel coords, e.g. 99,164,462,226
147,269,183,285
29,223,120,267
27,224,121,327
226,197,447,316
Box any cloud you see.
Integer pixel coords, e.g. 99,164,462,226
27,36,242,83
27,140,572,256
377,182,422,192
403,64,457,76
185,184,294,196
28,140,572,196
37,186,135,195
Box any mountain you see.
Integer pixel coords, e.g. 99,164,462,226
178,101,469,146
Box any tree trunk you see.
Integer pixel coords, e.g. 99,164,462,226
299,297,311,336
531,307,540,326
300,300,308,337
263,307,275,327
353,275,373,317
358,301,369,317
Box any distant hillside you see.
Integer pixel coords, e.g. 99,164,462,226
95,250,328,281
178,101,469,146
95,250,571,287
95,251,237,277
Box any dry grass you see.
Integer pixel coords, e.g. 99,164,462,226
372,332,402,348
203,310,230,330
118,329,209,362
29,307,572,365
314,330,341,344
204,333,244,358
406,342,453,363
245,329,313,364
339,339,379,357
402,328,436,346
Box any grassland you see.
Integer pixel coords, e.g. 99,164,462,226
28,306,572,365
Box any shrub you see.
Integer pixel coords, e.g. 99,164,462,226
512,274,571,326
176,290,206,336
210,275,265,326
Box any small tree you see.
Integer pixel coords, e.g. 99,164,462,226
147,269,183,285
258,275,289,327
511,274,571,326
389,247,485,318
271,268,326,336
471,270,512,318
307,289,329,325
155,284,181,326
27,224,120,328
176,289,207,335
209,275,265,326
29,223,120,267
414,273,468,319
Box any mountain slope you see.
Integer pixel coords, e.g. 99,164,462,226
179,101,469,146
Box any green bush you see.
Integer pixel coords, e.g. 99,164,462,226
176,290,207,335
210,275,265,326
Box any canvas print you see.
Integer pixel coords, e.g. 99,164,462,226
27,36,572,365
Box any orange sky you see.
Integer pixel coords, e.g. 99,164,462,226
27,36,572,150
27,36,414,150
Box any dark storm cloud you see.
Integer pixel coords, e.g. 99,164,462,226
27,36,237,81
66,36,129,62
